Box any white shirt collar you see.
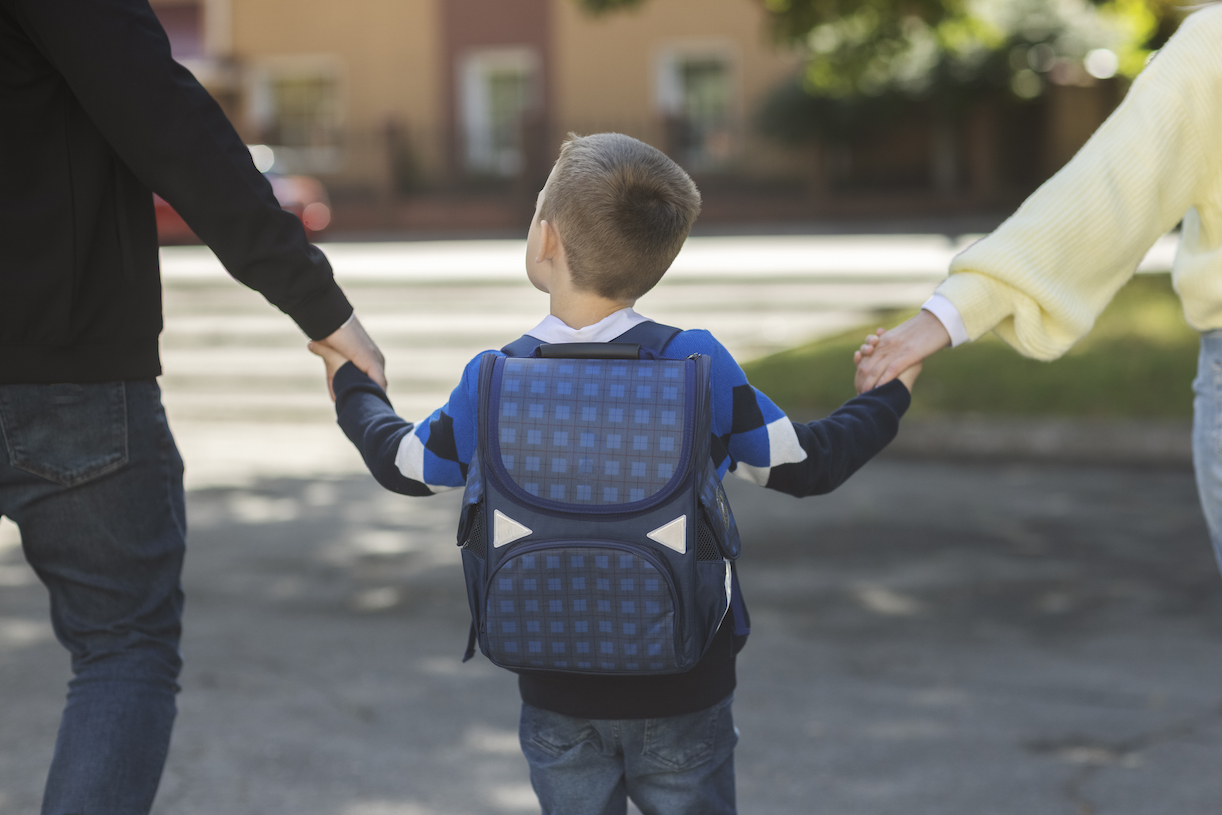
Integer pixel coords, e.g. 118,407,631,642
526,308,651,344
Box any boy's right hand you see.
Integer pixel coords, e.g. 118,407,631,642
307,340,352,401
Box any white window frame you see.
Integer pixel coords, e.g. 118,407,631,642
246,55,345,174
459,46,540,176
655,40,739,114
654,40,740,170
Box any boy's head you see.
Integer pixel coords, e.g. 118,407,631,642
532,133,701,302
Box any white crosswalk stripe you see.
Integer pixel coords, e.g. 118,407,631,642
160,233,1178,488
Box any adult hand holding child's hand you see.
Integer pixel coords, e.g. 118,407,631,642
853,311,948,393
308,339,355,401
315,314,387,392
855,327,922,394
309,312,386,400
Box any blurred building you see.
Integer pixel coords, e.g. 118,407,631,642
152,0,1123,231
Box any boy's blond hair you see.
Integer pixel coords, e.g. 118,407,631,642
541,133,701,301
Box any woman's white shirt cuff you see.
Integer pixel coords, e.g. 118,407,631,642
921,294,969,348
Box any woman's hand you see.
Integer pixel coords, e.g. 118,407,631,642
853,311,950,393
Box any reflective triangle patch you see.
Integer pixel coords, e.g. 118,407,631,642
647,515,687,554
493,510,532,548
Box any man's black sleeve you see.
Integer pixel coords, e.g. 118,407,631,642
11,0,352,339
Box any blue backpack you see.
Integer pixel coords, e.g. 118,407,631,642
458,321,748,675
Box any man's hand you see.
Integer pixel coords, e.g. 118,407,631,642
307,340,351,401
853,310,950,393
314,313,386,397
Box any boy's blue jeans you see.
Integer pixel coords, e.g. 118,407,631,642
519,695,738,815
0,380,186,815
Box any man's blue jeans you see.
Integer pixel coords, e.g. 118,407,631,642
519,695,738,815
0,380,186,815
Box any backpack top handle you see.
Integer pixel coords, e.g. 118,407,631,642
536,342,643,360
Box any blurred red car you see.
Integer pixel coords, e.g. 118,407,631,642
154,172,332,244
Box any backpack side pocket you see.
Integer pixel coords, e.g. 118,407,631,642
698,467,740,560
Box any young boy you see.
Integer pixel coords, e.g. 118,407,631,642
311,133,919,815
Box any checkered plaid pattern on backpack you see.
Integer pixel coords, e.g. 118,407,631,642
486,547,678,671
494,358,688,505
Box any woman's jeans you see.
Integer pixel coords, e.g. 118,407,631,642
1193,331,1222,572
519,695,738,815
0,380,186,815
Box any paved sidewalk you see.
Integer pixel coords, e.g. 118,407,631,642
3,458,1220,814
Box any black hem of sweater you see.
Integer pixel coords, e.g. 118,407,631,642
0,339,161,384
289,282,355,341
0,281,351,385
515,621,744,720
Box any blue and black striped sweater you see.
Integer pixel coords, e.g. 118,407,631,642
332,312,910,719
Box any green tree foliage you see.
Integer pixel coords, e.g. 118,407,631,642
743,275,1198,420
767,0,1174,86
572,0,1182,145
756,0,1181,142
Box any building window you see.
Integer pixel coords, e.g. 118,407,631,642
656,45,736,171
248,61,342,174
460,47,539,177
267,74,339,149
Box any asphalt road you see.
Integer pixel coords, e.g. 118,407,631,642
1,232,1210,814
3,457,1220,815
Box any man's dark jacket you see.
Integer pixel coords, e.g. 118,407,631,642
0,0,353,384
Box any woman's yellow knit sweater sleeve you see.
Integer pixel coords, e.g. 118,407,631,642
937,7,1222,361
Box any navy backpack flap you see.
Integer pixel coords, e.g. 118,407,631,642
457,324,741,676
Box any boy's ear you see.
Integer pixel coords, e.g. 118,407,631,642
538,219,561,262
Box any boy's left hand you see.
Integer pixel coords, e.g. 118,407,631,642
853,329,885,393
854,311,949,392
895,361,922,394
855,328,920,394
308,340,352,401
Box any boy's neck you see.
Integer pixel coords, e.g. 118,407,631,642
548,280,635,331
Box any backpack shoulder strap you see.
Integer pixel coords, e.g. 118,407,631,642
611,321,682,354
501,323,682,358
501,334,545,357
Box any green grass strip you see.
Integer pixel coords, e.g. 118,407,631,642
743,275,1199,420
